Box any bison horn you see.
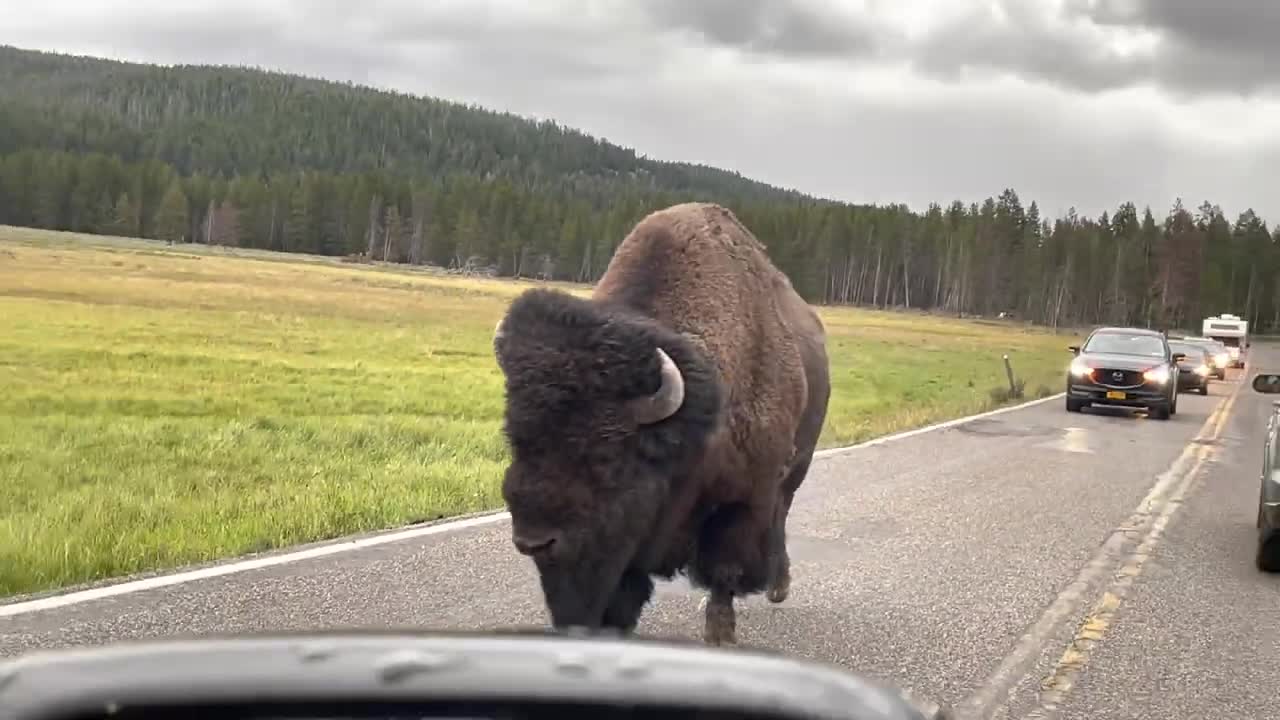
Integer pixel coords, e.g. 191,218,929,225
632,348,685,425
493,314,507,346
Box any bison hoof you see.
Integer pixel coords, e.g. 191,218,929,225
702,597,737,646
702,624,738,646
766,577,790,604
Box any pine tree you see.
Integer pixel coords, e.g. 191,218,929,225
110,191,138,238
153,180,189,243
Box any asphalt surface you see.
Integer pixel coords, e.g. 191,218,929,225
3,347,1278,719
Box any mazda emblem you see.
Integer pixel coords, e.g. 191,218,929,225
1112,371,1124,381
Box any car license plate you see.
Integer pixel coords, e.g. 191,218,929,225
1106,390,1126,400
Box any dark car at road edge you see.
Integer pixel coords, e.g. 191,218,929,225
1167,339,1212,395
1178,335,1230,380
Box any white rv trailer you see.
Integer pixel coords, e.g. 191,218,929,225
1202,313,1249,367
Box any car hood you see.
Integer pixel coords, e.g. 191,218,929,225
1077,352,1168,371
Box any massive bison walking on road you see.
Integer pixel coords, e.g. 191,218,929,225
491,201,831,645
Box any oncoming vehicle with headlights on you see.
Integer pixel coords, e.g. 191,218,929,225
1167,338,1213,395
1178,335,1231,379
1065,326,1185,420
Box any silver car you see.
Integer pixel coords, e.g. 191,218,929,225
1250,372,1280,572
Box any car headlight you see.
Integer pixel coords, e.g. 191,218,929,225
1195,364,1210,376
1215,353,1229,366
1069,357,1093,378
1144,365,1171,384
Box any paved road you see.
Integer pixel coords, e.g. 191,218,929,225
2,348,1277,719
1038,354,1280,720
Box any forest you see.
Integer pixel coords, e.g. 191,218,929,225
0,44,1276,332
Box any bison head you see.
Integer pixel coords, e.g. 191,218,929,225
492,288,722,629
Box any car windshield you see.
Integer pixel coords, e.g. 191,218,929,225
1168,343,1204,361
1082,332,1166,357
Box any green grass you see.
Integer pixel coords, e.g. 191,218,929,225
0,226,1076,598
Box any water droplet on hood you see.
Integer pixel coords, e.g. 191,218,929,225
555,651,591,676
294,642,336,662
377,650,459,683
616,657,651,678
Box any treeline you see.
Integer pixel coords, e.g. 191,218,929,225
0,45,801,202
0,45,1277,331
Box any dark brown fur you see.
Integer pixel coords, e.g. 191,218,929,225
493,202,831,644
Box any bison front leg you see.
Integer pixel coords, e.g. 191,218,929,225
765,509,791,604
691,503,774,646
766,454,808,604
703,588,737,646
600,569,654,634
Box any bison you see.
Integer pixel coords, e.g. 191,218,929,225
491,201,830,645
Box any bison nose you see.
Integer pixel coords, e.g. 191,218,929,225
512,530,561,557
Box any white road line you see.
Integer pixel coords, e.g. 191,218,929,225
0,392,1065,618
813,392,1065,459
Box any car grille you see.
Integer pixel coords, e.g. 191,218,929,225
1096,368,1144,387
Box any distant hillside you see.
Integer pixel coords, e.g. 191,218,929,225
0,44,810,204
0,44,1273,332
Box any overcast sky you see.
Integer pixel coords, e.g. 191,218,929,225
3,0,1279,224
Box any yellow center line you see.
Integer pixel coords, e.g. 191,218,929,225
956,378,1245,720
1021,386,1240,719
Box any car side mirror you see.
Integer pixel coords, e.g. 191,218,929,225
1171,353,1186,362
1067,345,1079,354
1252,374,1280,394
0,631,953,720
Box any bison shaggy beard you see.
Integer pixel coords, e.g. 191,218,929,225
493,287,723,631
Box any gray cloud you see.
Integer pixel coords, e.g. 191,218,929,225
908,1,1153,93
1076,0,1280,96
629,0,1280,99
907,0,1280,98
21,1,1277,98
635,0,889,60
1084,0,1280,58
0,0,1277,223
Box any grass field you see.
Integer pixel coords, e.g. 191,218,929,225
0,226,1077,598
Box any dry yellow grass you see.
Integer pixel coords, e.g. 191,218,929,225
0,226,1075,597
